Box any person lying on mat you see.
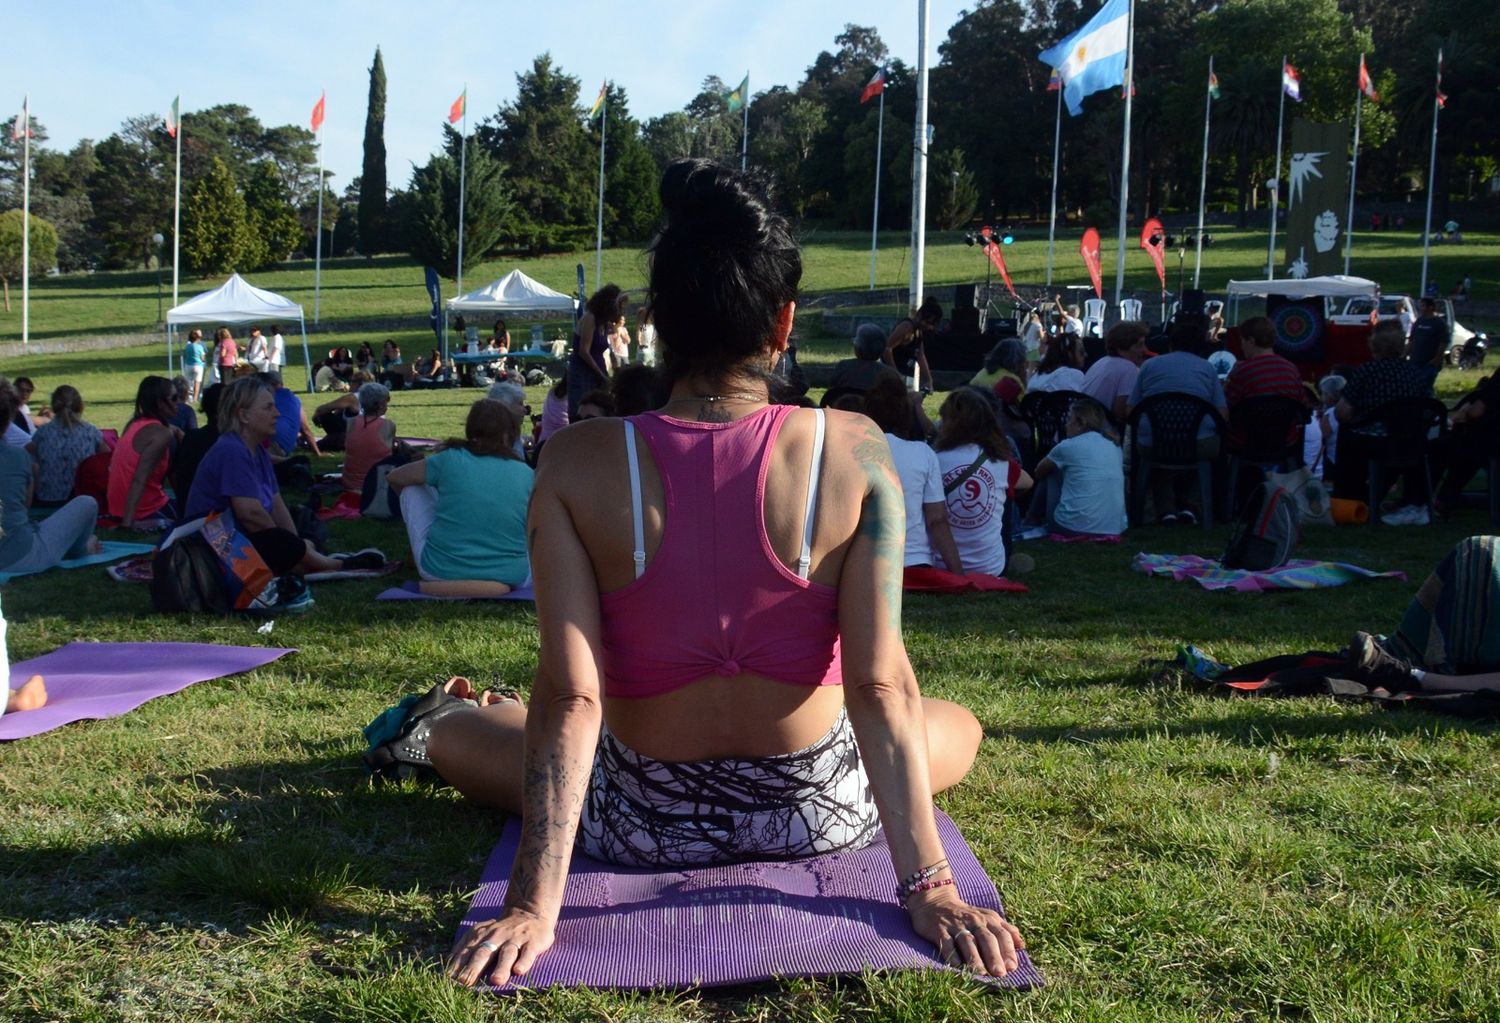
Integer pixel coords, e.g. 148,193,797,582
182,377,385,605
386,399,532,598
433,159,1025,987
1341,535,1500,695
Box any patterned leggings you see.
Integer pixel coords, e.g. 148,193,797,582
575,708,880,868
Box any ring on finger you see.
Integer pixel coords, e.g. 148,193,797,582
478,940,501,953
952,927,973,940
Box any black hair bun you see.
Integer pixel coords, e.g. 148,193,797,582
658,159,776,246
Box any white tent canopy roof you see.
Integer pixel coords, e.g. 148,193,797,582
166,273,304,326
446,269,577,315
1223,275,1380,300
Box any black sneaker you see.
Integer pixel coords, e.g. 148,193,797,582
338,548,387,572
1347,631,1419,690
274,574,316,614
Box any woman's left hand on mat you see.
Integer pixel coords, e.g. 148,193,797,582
908,889,1024,977
446,908,555,987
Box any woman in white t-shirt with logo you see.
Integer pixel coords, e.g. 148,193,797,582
862,376,964,575
932,388,1032,577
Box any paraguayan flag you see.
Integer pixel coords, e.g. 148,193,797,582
1038,0,1129,117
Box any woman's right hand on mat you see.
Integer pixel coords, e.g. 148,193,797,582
907,889,1025,977
446,908,555,987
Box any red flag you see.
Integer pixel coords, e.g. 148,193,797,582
1139,218,1167,291
310,91,326,133
449,89,466,125
1358,56,1378,102
979,227,1017,297
860,67,887,104
1435,53,1447,109
1080,228,1103,300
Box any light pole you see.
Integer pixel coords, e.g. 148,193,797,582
151,232,165,324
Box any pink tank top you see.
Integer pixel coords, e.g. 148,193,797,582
342,414,391,492
600,405,842,698
107,418,170,519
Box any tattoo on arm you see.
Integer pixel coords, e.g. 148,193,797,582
852,428,906,633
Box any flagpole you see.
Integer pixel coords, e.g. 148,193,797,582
456,85,468,297
1045,82,1062,288
869,86,884,291
1193,57,1213,289
1267,55,1287,279
1111,0,1135,306
172,95,182,313
595,84,607,292
313,113,324,325
909,0,931,309
1419,50,1441,299
740,71,749,172
21,96,29,350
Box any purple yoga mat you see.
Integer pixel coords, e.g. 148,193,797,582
458,809,1042,992
0,642,295,741
377,580,535,602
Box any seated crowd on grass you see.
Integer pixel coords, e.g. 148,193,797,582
1,162,1498,996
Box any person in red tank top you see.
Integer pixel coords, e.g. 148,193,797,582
107,376,180,528
415,160,1025,987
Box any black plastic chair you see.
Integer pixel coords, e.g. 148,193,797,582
1127,393,1226,530
1350,398,1449,525
1225,395,1312,514
1019,390,1099,460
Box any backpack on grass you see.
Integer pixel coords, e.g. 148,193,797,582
1221,482,1300,572
148,512,278,614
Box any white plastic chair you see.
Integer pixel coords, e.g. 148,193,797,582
1119,298,1143,321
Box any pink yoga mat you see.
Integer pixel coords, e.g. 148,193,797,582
0,642,295,740
458,809,1042,991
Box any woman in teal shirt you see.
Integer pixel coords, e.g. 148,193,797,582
182,329,207,403
387,399,532,596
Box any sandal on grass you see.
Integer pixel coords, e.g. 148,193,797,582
362,679,523,784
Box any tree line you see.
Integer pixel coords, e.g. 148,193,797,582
0,0,1492,284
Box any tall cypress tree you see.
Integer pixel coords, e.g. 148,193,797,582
359,46,388,253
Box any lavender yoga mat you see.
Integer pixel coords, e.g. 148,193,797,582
0,642,294,740
377,580,535,602
458,809,1042,991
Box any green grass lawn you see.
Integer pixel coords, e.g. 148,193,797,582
1,327,1499,1020
4,227,1497,344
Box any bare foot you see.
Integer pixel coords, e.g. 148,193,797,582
442,676,477,700
86,536,104,555
6,675,47,713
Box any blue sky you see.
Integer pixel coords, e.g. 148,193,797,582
8,0,971,192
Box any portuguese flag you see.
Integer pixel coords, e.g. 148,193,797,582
165,96,180,138
449,89,466,125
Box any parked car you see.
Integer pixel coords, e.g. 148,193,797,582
1333,294,1482,364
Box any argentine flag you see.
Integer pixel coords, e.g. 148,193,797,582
1039,0,1129,117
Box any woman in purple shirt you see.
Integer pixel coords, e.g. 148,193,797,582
184,377,383,606
567,285,627,418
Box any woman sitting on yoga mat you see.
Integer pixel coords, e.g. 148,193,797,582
386,398,533,598
431,159,1025,986
182,377,385,607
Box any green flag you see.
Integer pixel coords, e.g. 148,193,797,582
723,73,749,113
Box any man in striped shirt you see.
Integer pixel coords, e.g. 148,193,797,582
1224,316,1310,447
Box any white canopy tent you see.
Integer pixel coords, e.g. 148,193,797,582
444,269,578,360
1224,275,1380,322
165,273,314,391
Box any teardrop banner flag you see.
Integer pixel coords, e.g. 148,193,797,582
979,226,1017,297
1139,217,1167,290
1080,227,1103,299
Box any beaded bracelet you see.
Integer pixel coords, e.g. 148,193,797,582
897,876,955,907
898,859,949,892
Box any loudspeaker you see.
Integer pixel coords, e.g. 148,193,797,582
984,318,1018,338
950,305,981,334
1180,288,1207,315
953,284,979,309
